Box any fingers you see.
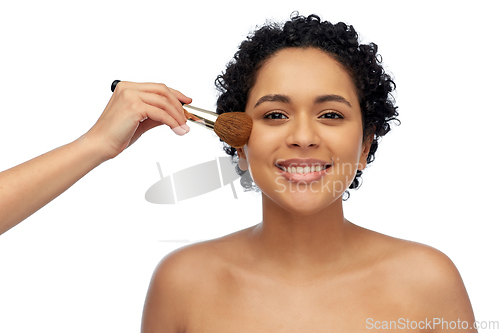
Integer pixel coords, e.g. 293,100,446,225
168,87,193,105
138,91,189,132
139,102,189,136
114,81,191,135
138,83,193,105
119,81,192,109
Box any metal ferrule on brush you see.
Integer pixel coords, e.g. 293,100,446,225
183,104,217,130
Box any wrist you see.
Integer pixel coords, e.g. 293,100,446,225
76,132,113,166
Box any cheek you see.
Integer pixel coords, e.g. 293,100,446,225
246,124,280,159
323,128,364,164
250,123,281,143
244,124,281,184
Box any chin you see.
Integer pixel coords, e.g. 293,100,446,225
275,193,341,216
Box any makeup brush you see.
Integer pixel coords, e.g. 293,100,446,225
182,104,252,149
110,80,252,148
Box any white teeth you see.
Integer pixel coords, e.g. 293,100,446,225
283,165,327,173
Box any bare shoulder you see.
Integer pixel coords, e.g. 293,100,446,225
352,223,462,277
395,240,474,318
353,223,476,327
140,243,206,333
145,233,239,297
141,229,248,333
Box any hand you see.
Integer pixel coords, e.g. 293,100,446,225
85,81,192,161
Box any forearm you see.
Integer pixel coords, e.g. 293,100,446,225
0,81,191,235
0,135,107,235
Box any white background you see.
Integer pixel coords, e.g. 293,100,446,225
0,0,498,331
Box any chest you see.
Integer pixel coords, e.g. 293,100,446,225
184,269,424,332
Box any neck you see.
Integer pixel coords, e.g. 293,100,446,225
249,193,354,280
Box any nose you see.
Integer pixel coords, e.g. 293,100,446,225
285,114,321,149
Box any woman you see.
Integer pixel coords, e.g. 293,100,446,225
141,14,476,332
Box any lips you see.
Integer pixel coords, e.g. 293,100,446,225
275,158,333,183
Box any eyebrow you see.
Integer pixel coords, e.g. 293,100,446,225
254,94,291,107
314,94,352,107
254,94,351,108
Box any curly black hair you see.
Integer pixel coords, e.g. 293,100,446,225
215,13,399,195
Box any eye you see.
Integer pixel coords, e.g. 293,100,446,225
263,111,287,120
319,111,344,119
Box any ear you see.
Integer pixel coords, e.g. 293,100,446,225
236,147,246,160
358,133,374,171
236,147,248,171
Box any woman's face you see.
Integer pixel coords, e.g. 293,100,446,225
238,47,371,215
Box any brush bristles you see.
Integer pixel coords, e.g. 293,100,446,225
214,112,253,148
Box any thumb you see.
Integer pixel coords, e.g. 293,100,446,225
128,118,164,147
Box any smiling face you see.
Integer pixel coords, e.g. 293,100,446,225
237,47,372,215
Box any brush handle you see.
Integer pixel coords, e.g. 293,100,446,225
182,104,217,131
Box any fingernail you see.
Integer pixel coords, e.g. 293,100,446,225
181,124,190,133
171,126,187,136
